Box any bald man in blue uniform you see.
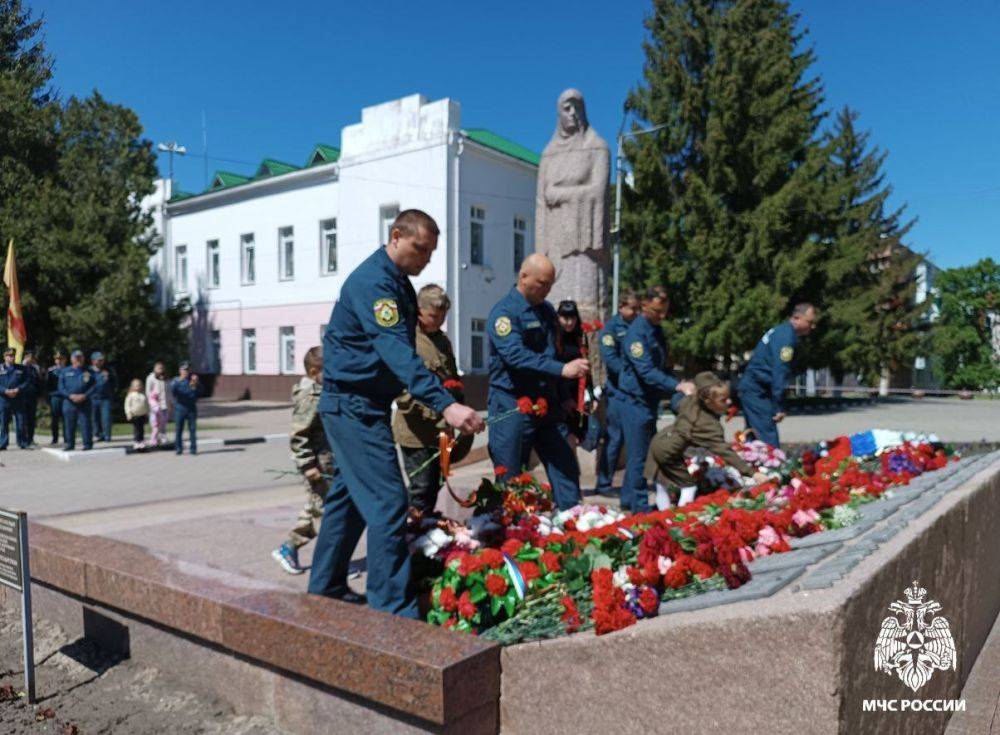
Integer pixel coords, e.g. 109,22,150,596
738,303,817,447
308,209,482,618
486,253,590,511
618,287,693,513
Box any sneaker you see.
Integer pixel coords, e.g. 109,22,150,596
272,543,305,575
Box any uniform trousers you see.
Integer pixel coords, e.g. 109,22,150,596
596,393,626,493
487,389,580,511
308,393,418,618
738,379,780,447
620,399,655,513
0,397,25,450
174,405,197,454
18,394,37,445
91,397,113,441
49,395,64,443
62,399,93,450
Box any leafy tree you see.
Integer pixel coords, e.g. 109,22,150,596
622,0,827,370
807,106,924,385
0,1,188,393
931,259,1000,390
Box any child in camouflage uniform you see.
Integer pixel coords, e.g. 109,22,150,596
272,346,334,574
644,371,770,509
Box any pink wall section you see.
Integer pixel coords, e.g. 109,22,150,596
192,301,334,376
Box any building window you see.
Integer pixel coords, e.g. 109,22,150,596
206,240,220,289
241,234,256,285
470,318,486,371
320,218,337,274
210,330,221,373
380,204,400,246
242,329,257,374
470,206,485,266
513,216,526,272
280,327,295,374
174,244,188,294
278,226,294,280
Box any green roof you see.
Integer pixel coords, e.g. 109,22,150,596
210,171,251,190
464,128,539,166
168,188,194,202
307,143,341,167
255,158,300,178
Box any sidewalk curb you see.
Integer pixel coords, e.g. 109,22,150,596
41,433,287,462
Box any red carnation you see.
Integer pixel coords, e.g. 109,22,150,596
516,396,535,414
540,550,561,573
639,586,660,615
480,548,505,569
485,573,508,596
457,590,477,620
501,538,525,556
458,553,486,576
442,379,464,391
664,565,689,589
534,397,549,418
518,561,541,584
438,586,458,612
560,595,581,633
494,465,508,477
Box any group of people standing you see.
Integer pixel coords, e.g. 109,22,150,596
0,349,201,454
285,207,817,620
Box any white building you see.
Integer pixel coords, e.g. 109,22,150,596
150,94,539,400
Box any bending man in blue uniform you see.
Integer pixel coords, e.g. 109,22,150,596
595,289,639,494
738,303,817,447
59,349,96,451
309,210,483,618
486,253,590,511
618,287,694,513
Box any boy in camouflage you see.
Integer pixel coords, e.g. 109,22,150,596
272,346,334,574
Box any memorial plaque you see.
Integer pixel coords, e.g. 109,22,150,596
0,509,23,592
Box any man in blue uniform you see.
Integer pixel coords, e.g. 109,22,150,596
738,303,817,447
59,349,96,451
89,351,116,442
308,209,482,618
0,348,26,450
595,290,639,494
171,363,200,455
46,351,67,445
618,287,694,513
487,253,589,511
16,350,42,447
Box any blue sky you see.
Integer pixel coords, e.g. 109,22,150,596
34,0,999,269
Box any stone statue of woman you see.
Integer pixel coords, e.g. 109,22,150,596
535,88,611,320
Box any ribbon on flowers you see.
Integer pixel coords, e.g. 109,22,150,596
502,553,528,600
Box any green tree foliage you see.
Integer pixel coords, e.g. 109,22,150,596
0,1,187,389
623,0,827,369
931,259,1000,390
808,107,924,384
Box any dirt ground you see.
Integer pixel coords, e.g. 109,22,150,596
0,607,285,735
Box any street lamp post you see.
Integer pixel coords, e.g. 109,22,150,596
157,142,186,310
611,118,668,310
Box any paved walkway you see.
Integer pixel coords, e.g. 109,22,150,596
0,397,995,599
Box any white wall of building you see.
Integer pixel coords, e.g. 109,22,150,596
155,93,538,377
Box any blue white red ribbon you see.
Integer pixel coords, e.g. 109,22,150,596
502,553,527,600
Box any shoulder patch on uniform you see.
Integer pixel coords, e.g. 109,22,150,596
373,298,399,327
780,345,794,362
602,334,615,347
629,341,644,358
494,316,512,337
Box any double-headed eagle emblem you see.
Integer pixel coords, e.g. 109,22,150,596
874,581,956,692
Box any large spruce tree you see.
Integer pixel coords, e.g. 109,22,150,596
623,0,827,370
809,106,924,385
0,0,187,389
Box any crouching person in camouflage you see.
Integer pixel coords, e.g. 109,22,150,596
272,346,334,574
392,284,472,516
